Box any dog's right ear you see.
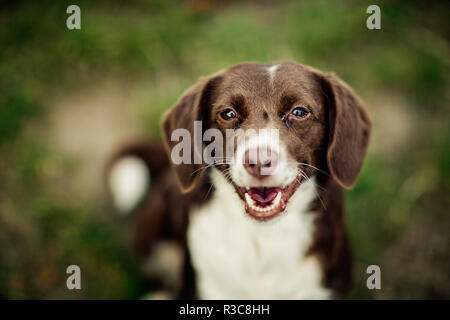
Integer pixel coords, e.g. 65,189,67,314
161,75,222,193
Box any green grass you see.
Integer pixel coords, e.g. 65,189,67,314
0,0,448,299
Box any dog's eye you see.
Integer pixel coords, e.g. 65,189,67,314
219,108,237,121
290,106,310,119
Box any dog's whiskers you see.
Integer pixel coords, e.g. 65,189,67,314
291,161,329,177
190,158,234,176
298,169,327,210
203,183,214,201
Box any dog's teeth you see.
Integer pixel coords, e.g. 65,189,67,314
245,186,250,190
246,191,284,214
245,193,253,205
273,192,282,206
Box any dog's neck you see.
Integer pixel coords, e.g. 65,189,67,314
187,168,331,299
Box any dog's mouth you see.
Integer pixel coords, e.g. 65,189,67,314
232,175,303,220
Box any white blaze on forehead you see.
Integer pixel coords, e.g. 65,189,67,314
267,64,280,83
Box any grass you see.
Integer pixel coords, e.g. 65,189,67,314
0,0,448,299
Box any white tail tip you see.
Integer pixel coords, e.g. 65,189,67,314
108,156,150,214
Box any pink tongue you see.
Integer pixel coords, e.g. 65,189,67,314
248,187,281,204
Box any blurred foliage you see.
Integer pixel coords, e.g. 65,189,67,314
0,0,449,299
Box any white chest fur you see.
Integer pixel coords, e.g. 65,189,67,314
187,169,331,299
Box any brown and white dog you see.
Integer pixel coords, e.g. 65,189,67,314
107,61,371,299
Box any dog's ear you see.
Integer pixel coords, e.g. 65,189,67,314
319,72,371,189
161,75,222,193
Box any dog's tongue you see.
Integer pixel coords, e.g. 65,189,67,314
247,187,282,204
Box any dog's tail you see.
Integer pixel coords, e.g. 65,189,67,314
106,141,169,215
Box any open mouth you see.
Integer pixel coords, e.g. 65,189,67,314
233,174,303,220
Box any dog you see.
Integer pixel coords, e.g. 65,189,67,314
107,61,371,299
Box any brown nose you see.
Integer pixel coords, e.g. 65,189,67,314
243,147,278,179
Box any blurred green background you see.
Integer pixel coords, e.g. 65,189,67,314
0,0,449,299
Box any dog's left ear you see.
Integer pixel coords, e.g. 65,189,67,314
318,72,371,189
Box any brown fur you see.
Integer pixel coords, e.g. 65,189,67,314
108,61,371,299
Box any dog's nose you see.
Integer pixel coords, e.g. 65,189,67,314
243,147,278,179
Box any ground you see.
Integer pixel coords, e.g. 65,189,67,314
0,0,449,299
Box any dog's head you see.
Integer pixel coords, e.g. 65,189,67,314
162,62,371,220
